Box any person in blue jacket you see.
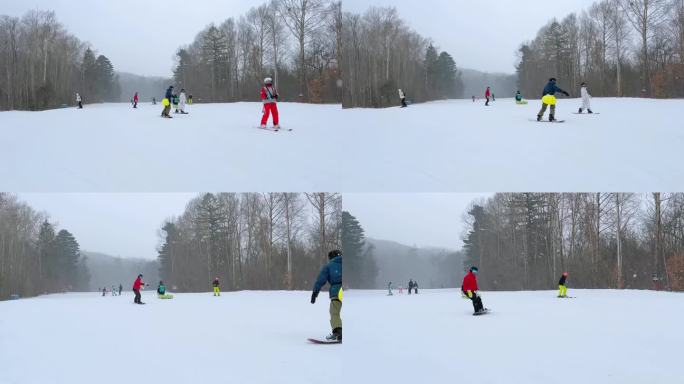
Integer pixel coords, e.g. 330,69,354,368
537,78,570,122
161,85,174,118
311,249,343,342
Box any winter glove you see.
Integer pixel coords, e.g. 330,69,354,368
466,290,473,298
311,291,319,304
275,94,279,100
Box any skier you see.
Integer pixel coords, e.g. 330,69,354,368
412,280,418,294
157,281,166,298
311,250,343,342
260,77,280,129
515,90,528,105
161,86,173,118
132,274,145,304
388,281,393,296
579,83,593,114
212,277,220,296
462,266,485,314
398,89,407,108
133,92,139,109
76,93,83,109
558,272,569,298
179,89,188,114
537,78,570,122
407,279,413,295
485,87,492,106
102,287,107,297
152,97,157,105
118,284,123,296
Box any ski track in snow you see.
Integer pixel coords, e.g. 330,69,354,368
0,291,342,384
0,98,683,192
346,289,684,384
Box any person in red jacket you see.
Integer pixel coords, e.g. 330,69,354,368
485,87,492,106
260,77,280,129
462,266,485,313
132,274,146,304
133,92,139,109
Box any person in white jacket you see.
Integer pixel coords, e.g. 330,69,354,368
179,89,188,114
579,83,593,114
398,89,407,108
76,93,83,109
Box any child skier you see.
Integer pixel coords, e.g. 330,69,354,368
461,266,485,314
260,77,280,129
398,89,407,108
212,277,220,296
537,78,570,122
76,93,83,109
558,272,569,298
133,92,139,109
311,250,343,342
485,87,492,106
579,83,593,114
132,274,146,304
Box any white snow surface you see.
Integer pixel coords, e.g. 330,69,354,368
1,98,683,192
0,291,341,384
346,289,684,384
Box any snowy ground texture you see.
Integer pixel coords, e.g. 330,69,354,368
0,291,341,384
2,98,683,192
345,289,684,384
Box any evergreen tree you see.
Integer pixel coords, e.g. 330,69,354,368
53,230,82,291
424,44,439,97
342,211,378,288
37,220,56,285
81,48,98,102
434,51,461,98
95,55,116,101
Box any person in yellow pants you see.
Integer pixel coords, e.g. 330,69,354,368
558,272,569,298
212,277,220,296
537,78,570,122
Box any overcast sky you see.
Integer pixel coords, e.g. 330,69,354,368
5,0,598,77
19,193,195,260
343,193,492,250
344,0,598,73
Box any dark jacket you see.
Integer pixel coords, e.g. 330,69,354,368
559,275,567,286
313,256,342,299
212,278,220,287
165,87,173,100
542,81,567,97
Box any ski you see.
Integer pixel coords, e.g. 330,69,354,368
307,338,341,345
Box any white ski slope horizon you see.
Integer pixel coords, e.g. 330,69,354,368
1,98,683,192
345,289,683,384
0,291,342,384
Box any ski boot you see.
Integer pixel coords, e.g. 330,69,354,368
578,108,583,114
549,114,556,122
259,124,267,129
326,328,342,342
588,109,593,114
537,115,543,122
273,125,280,130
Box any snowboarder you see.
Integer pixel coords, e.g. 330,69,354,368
161,86,173,118
311,250,343,342
132,274,145,304
260,77,280,129
462,266,485,314
412,280,418,294
579,83,593,114
212,277,220,296
558,272,569,298
157,280,167,298
172,94,180,114
407,279,414,295
102,287,107,297
152,97,157,105
388,281,393,296
133,92,139,109
118,284,123,296
398,89,407,108
537,78,570,122
485,87,492,106
76,93,83,109
515,90,528,105
179,89,188,114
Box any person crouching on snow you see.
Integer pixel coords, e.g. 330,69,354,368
462,266,485,314
558,272,569,298
260,77,280,129
515,90,528,105
311,250,343,342
157,281,166,297
537,78,570,122
579,83,593,114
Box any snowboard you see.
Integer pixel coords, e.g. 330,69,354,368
557,296,576,299
473,308,490,316
530,119,566,123
307,338,341,345
257,126,293,132
572,112,600,115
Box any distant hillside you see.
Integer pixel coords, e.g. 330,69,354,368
367,238,465,289
461,69,518,98
117,72,172,103
84,251,159,291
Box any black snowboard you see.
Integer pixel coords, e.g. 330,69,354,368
473,308,490,316
308,338,341,344
572,112,600,115
530,119,566,123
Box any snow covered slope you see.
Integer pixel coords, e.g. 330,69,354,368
0,291,341,384
1,99,683,192
345,289,684,384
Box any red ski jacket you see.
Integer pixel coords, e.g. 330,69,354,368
133,277,143,290
133,94,139,102
485,89,491,98
461,271,478,292
261,86,278,104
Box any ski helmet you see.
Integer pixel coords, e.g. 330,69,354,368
264,77,273,84
549,77,557,82
328,250,342,259
470,266,479,273
138,274,143,278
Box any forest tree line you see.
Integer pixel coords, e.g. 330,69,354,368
0,10,120,111
0,194,90,300
517,0,684,98
342,6,464,108
463,193,684,292
157,193,342,292
173,0,342,104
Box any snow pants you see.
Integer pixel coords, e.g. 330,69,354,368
465,291,484,312
330,299,342,330
485,97,490,106
558,285,567,297
213,286,220,296
581,97,591,111
400,97,407,108
538,103,556,118
133,289,141,304
261,103,279,126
